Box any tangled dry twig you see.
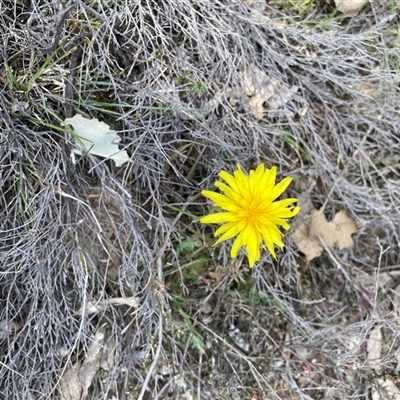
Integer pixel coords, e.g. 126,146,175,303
1,0,399,398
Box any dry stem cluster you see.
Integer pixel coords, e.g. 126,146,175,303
0,0,399,399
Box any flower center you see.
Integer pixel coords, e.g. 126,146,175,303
244,199,266,223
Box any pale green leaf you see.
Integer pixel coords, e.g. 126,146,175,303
65,114,130,167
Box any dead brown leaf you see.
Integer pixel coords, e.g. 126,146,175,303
355,83,376,96
334,0,369,16
367,325,382,370
292,209,357,260
229,66,298,121
367,325,400,400
79,328,107,397
59,326,114,400
353,265,400,400
59,363,83,400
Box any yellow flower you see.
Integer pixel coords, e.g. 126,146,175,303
200,163,300,267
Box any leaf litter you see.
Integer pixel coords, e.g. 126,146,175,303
292,205,358,261
229,65,299,121
60,326,116,400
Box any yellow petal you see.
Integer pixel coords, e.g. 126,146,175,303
215,181,244,205
202,190,240,212
260,166,277,191
267,225,284,248
246,229,261,267
219,170,240,194
215,221,240,236
270,177,293,201
268,198,299,210
201,190,229,204
291,205,301,217
233,164,250,194
200,212,239,224
231,233,244,258
214,224,240,244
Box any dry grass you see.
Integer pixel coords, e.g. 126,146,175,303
1,0,400,399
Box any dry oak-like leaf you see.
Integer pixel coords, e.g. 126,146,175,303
292,209,357,260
